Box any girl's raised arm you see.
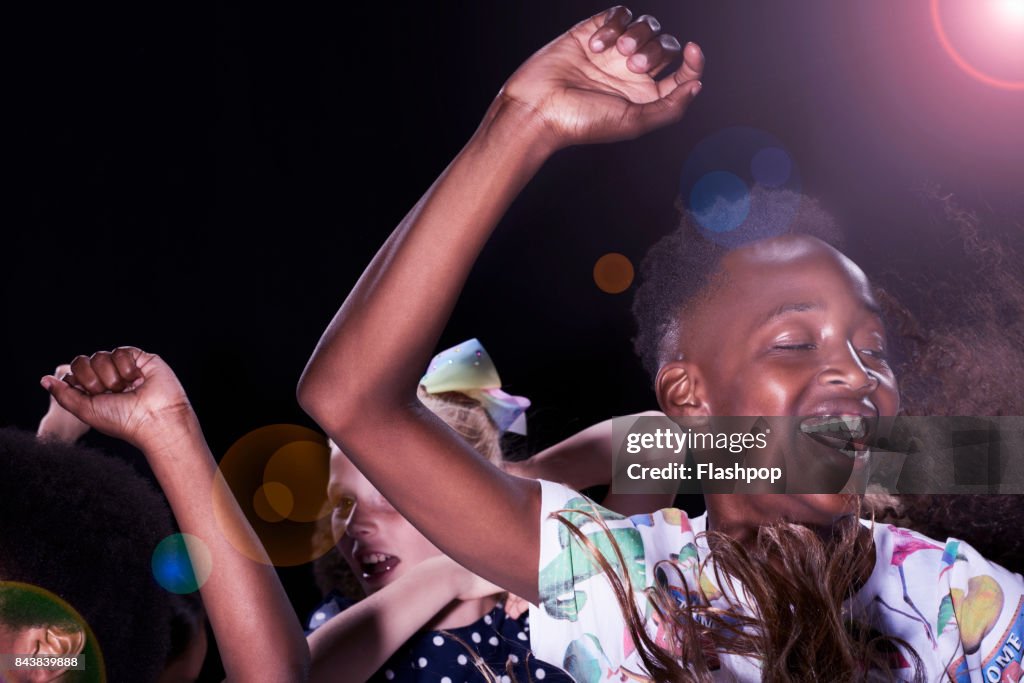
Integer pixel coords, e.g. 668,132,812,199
42,349,310,683
298,7,703,603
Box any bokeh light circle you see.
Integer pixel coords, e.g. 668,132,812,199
750,147,793,187
151,533,212,594
593,253,635,294
0,581,107,682
689,171,751,233
930,0,1024,90
212,424,334,567
679,127,803,247
253,481,295,522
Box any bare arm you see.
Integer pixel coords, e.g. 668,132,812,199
308,556,499,683
42,349,310,683
297,8,704,603
36,364,90,443
507,411,676,515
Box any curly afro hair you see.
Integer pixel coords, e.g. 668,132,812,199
631,188,845,381
0,428,174,683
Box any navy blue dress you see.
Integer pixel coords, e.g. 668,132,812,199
308,594,573,682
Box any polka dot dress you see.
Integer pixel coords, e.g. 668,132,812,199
309,597,571,682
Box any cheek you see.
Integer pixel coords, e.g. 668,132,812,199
336,536,358,571
719,367,807,415
877,374,900,416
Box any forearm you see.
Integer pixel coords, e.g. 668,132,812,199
295,100,550,601
513,411,664,489
143,415,310,683
307,559,459,683
36,415,83,443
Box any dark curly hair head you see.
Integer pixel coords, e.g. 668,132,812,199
0,428,174,683
631,188,845,382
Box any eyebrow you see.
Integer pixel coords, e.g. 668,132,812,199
757,302,822,328
755,300,884,329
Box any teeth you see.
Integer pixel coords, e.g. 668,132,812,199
363,553,391,564
800,416,866,439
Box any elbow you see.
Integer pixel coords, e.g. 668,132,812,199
296,361,356,433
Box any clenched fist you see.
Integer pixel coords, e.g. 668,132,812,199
40,347,194,452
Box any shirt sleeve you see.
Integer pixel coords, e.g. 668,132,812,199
528,480,700,682
935,538,1024,682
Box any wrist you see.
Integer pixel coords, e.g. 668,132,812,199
136,407,202,455
416,556,464,598
475,95,560,161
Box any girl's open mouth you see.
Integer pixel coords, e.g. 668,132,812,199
359,553,401,578
799,415,872,453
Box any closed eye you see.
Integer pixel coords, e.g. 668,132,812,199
773,343,817,351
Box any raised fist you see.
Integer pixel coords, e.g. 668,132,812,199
40,347,193,451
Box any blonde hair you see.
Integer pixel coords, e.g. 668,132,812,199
416,385,504,466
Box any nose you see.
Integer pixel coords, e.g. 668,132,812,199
343,503,376,539
819,341,879,393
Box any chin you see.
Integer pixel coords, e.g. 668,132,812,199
790,493,861,527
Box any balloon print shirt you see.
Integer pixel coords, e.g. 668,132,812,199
529,480,1024,682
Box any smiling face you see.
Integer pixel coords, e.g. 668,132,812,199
327,445,445,595
657,235,899,530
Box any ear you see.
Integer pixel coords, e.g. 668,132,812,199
655,361,710,418
21,624,86,683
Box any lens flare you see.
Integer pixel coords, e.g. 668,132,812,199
0,582,106,681
151,533,212,594
593,253,635,294
212,424,334,567
931,0,1024,90
680,127,803,247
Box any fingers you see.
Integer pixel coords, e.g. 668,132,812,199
504,593,530,619
616,14,660,70
69,355,104,394
589,6,633,52
631,33,681,76
111,346,145,387
590,11,684,76
40,374,91,419
678,41,706,84
658,41,704,97
633,77,703,135
65,348,145,395
90,351,129,391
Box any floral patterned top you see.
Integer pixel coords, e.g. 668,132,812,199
530,480,1024,682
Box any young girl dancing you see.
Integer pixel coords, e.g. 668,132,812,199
306,338,572,682
298,7,1023,682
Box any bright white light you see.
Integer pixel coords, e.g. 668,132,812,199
993,0,1024,26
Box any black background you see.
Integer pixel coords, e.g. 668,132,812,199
5,0,1023,667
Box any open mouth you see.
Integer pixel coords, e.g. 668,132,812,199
359,552,401,580
799,415,872,454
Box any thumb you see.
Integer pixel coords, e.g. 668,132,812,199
40,376,92,421
633,79,702,134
